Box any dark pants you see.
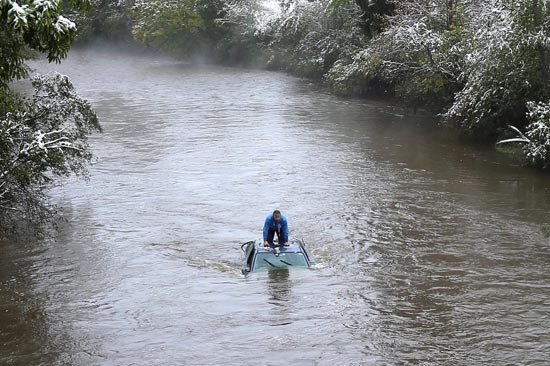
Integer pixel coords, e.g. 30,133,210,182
267,228,282,245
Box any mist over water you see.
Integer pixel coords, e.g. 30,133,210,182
1,45,550,365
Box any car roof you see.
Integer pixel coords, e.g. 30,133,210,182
255,242,304,254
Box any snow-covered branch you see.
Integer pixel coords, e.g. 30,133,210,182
0,72,100,230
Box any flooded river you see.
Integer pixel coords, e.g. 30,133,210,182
2,46,550,365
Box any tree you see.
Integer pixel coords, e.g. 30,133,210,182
0,74,101,229
325,1,467,101
217,0,278,64
71,0,135,42
131,0,237,60
1,0,100,233
374,0,465,106
262,0,367,77
131,0,205,55
444,0,550,141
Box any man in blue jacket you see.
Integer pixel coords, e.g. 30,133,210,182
263,210,289,247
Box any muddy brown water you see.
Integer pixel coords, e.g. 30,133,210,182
1,46,550,365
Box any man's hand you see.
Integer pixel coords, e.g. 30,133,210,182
264,241,270,247
283,242,289,247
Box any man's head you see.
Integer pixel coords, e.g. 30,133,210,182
273,210,281,222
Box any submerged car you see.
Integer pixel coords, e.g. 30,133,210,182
241,239,312,274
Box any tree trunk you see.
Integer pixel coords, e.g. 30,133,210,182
354,0,395,38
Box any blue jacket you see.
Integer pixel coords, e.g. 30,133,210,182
263,214,289,243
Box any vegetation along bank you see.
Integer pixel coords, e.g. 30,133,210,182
78,0,550,169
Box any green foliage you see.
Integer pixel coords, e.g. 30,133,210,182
130,0,270,63
0,0,101,233
0,0,93,88
264,0,367,78
378,2,465,108
445,0,550,142
523,100,550,168
324,49,387,96
131,0,205,54
0,74,100,231
72,0,135,42
353,0,394,38
131,0,247,60
328,0,394,37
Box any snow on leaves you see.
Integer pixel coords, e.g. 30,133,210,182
1,0,90,69
0,73,100,219
5,0,72,33
6,1,30,29
524,100,550,167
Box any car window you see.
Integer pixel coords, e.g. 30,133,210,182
246,247,255,268
253,252,308,270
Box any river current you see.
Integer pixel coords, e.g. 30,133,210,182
1,46,550,365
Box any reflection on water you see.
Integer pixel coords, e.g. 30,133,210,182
266,269,293,327
1,45,550,365
267,269,291,303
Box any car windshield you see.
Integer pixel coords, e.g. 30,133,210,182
253,252,308,270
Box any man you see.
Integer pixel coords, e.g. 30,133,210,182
263,210,289,247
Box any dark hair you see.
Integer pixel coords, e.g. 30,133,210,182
273,210,281,216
